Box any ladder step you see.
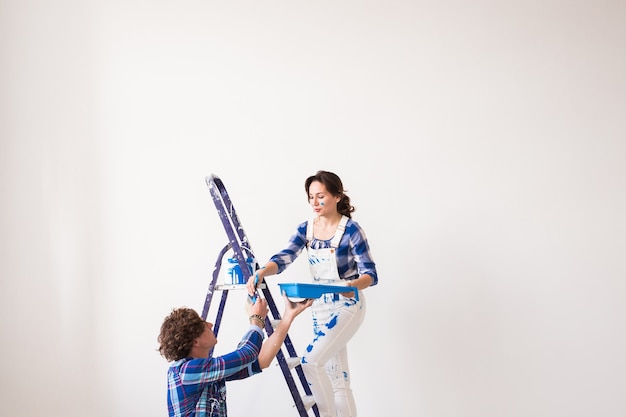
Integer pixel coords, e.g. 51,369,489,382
301,395,316,410
215,283,266,291
285,356,302,369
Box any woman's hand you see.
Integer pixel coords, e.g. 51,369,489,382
246,270,263,296
246,262,277,296
340,275,372,298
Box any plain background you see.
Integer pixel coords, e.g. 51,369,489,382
1,1,625,416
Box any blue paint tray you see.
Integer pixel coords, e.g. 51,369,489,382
278,283,359,301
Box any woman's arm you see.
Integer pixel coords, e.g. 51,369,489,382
247,222,309,295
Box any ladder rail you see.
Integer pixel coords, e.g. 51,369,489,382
206,174,257,277
261,285,320,417
201,244,231,321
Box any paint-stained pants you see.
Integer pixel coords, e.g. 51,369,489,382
302,291,366,417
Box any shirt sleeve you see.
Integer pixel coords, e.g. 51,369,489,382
268,221,308,274
225,326,265,380
177,327,265,385
340,220,379,286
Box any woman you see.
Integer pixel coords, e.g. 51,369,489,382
247,170,378,417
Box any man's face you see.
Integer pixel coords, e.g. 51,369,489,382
195,322,218,352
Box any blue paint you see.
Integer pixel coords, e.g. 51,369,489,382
326,314,338,329
309,255,322,265
307,328,326,353
320,201,325,206
344,298,357,307
312,317,320,334
226,257,254,284
314,330,326,339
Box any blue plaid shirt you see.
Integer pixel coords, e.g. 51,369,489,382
269,219,378,285
166,326,264,417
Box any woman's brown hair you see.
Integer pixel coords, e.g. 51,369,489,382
305,170,355,218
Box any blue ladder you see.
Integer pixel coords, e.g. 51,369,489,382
201,173,320,417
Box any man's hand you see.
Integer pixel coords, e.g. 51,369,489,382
249,297,269,320
281,293,313,322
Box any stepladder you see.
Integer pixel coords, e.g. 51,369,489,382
201,173,320,417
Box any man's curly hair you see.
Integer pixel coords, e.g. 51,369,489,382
158,307,206,362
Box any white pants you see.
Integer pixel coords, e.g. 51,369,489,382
302,291,366,417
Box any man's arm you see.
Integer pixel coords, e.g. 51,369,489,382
257,294,313,369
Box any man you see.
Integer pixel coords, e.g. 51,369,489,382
158,294,313,416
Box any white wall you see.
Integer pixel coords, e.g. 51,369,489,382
2,1,625,416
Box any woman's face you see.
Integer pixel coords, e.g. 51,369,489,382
308,181,339,216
